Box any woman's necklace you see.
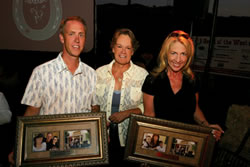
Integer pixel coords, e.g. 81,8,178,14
112,69,123,82
112,63,128,83
118,77,122,82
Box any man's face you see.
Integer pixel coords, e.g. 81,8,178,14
47,133,52,141
59,20,86,58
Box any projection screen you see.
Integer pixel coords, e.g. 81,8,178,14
0,0,94,52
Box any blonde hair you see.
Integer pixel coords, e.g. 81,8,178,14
152,30,195,79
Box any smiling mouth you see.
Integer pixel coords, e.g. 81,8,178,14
119,54,126,58
173,63,180,66
73,45,80,49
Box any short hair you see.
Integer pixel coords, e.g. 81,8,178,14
110,28,139,52
47,132,52,137
59,16,87,35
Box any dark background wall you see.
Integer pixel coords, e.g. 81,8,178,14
95,2,250,124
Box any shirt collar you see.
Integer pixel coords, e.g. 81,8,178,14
107,60,135,77
56,52,84,75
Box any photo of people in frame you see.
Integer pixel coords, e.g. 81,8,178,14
32,133,46,152
32,131,60,152
142,133,153,149
170,138,197,157
64,129,91,149
141,132,167,153
45,132,60,151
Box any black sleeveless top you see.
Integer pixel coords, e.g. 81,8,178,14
142,71,199,125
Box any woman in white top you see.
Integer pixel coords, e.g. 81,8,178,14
96,28,148,167
33,133,46,152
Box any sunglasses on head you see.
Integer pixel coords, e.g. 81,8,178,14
169,32,190,39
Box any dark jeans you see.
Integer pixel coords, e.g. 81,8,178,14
107,123,139,167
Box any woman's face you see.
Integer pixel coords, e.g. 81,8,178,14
53,137,58,144
167,41,188,72
36,137,43,145
112,34,134,66
146,136,151,143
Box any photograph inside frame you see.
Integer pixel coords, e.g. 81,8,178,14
24,121,99,160
32,131,60,152
125,114,215,167
14,112,109,167
141,133,197,158
31,129,92,153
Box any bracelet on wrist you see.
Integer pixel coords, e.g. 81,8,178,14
201,120,209,127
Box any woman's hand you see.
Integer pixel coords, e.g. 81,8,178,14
106,121,111,128
209,124,224,141
109,108,142,123
109,111,129,123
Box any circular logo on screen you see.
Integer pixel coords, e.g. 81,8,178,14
13,0,62,41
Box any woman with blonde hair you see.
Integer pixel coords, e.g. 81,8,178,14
142,30,223,141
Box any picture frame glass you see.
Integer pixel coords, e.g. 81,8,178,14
15,112,108,167
125,115,215,167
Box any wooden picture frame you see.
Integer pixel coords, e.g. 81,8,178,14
124,114,215,167
14,112,109,167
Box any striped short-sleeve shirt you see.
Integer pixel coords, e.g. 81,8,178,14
21,52,97,115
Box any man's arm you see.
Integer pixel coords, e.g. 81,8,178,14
8,105,40,166
24,106,40,116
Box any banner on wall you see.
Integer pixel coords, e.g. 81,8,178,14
0,0,94,52
192,36,250,78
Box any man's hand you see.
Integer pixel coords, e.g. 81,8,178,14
91,105,100,112
8,151,14,167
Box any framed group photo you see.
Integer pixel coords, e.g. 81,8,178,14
124,114,216,167
14,112,109,167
